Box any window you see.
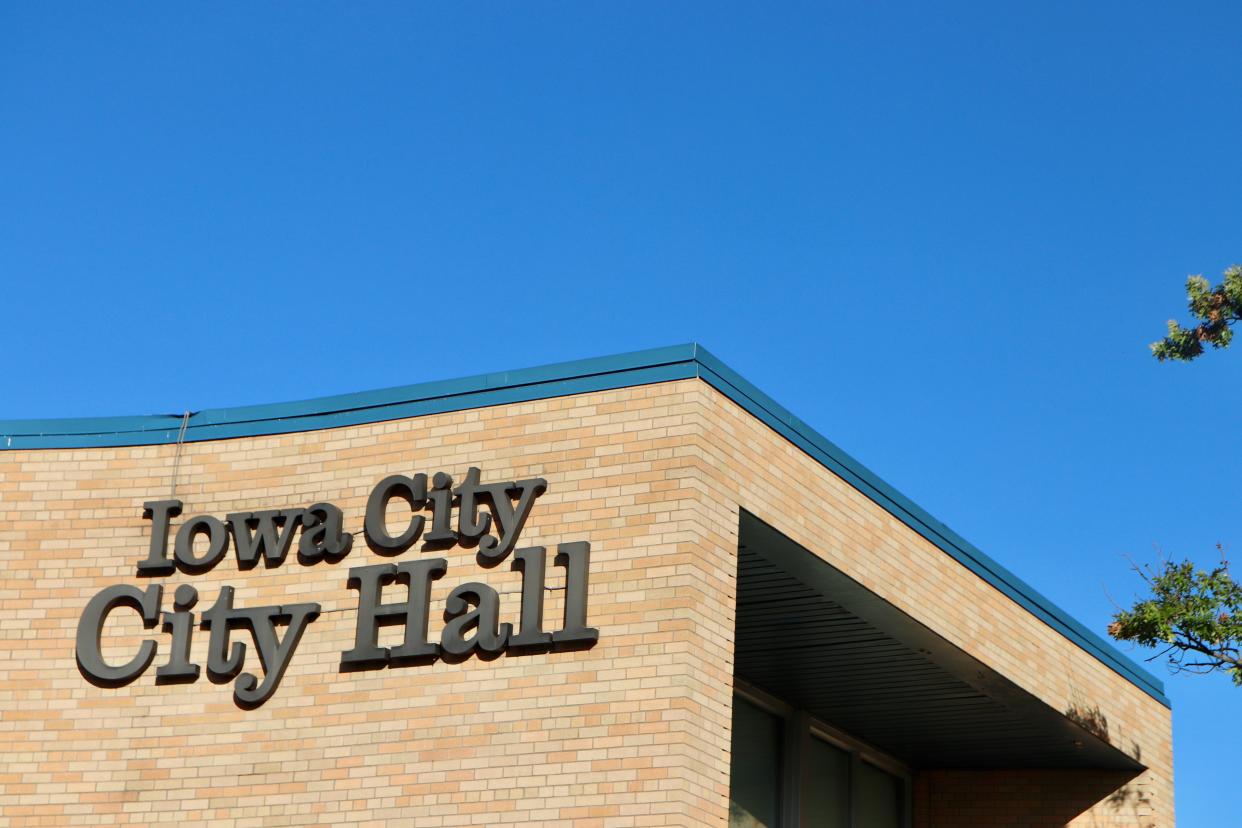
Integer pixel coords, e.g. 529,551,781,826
803,736,850,828
728,688,911,828
729,696,784,828
855,760,904,828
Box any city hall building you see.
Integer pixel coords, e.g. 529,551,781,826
0,345,1172,827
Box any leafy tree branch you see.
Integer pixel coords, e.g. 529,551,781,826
1108,549,1242,685
1150,264,1242,361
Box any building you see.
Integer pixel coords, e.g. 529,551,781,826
0,344,1172,827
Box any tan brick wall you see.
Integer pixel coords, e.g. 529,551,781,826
0,377,1172,826
0,382,733,827
913,770,1152,828
684,381,1172,827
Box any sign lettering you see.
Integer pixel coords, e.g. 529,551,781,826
75,467,599,706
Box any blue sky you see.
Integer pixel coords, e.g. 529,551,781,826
3,3,1240,823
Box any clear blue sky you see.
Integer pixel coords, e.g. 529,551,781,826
3,4,1239,823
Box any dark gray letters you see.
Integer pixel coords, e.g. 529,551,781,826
441,582,510,657
76,584,162,686
509,547,552,650
229,510,304,569
476,476,548,564
84,465,598,706
341,559,447,666
553,542,599,645
298,502,353,564
156,584,199,682
137,500,181,575
175,515,230,573
364,474,427,554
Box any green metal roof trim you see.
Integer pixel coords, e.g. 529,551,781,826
0,343,1169,706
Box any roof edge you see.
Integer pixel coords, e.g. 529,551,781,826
691,344,1169,707
0,344,701,449
0,342,1170,706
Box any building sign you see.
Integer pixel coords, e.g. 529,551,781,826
75,468,598,707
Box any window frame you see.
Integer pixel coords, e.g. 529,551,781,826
732,679,913,828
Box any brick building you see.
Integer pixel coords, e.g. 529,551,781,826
0,344,1172,826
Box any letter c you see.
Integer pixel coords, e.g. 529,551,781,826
364,474,427,554
75,584,162,687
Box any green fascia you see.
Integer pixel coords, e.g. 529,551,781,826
0,342,1170,707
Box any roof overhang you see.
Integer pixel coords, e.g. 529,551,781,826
737,511,1145,771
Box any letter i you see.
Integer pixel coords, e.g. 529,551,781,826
425,471,457,544
156,585,200,681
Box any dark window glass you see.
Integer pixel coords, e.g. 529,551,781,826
856,760,903,828
728,696,782,828
803,736,850,828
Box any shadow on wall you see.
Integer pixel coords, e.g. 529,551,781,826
1058,703,1155,828
914,769,1151,828
1094,782,1154,828
1065,703,1111,744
